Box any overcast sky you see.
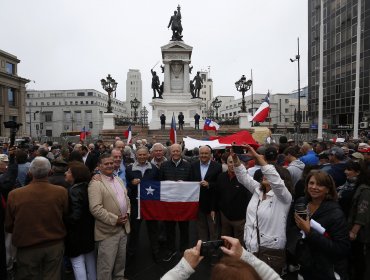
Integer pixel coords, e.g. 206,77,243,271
1,0,308,108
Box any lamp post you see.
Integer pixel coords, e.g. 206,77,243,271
100,74,118,113
211,97,222,120
29,110,40,138
130,97,140,122
290,37,301,142
140,106,148,127
235,75,252,113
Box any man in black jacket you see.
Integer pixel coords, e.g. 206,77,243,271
159,144,192,261
191,146,222,241
125,147,160,264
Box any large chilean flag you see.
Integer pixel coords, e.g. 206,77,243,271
250,91,270,122
138,180,200,221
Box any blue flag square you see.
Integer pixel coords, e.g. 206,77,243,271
140,180,160,201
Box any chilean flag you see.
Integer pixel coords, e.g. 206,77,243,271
124,125,132,144
80,126,86,141
250,91,270,122
203,118,220,131
170,114,177,144
138,180,200,221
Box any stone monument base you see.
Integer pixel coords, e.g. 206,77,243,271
149,96,203,130
239,112,252,129
103,113,115,130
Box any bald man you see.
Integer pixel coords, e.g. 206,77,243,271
159,144,192,262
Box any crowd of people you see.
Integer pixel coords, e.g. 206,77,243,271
0,134,369,280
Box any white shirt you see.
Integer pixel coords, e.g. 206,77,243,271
234,164,292,253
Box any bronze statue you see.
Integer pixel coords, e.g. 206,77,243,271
160,65,164,73
190,80,195,98
158,82,164,99
151,69,161,98
189,65,193,74
168,5,183,41
192,71,203,98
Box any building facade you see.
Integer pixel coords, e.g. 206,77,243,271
308,0,370,132
0,49,30,137
126,69,142,117
26,89,127,138
218,88,309,132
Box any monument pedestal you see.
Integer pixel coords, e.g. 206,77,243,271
149,40,205,130
239,113,252,129
103,113,115,130
149,96,203,130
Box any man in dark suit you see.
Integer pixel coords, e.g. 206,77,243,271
191,146,222,241
81,145,98,173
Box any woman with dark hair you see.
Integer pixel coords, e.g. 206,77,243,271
347,160,370,280
287,170,350,280
68,150,83,163
338,160,367,218
64,162,96,280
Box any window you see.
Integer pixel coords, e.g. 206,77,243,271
41,102,44,106
44,112,53,122
75,111,81,122
64,111,71,121
88,92,93,96
45,130,52,137
7,88,15,106
85,110,92,121
91,101,94,104
6,62,15,74
285,99,289,104
77,92,85,96
285,108,289,113
80,101,84,104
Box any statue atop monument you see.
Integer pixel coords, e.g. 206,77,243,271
192,71,203,98
168,5,183,41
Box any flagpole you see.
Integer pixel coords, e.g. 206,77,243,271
251,69,254,127
137,183,141,219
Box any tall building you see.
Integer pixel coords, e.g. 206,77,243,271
126,69,142,117
26,89,126,138
308,0,370,132
193,70,213,119
0,49,30,137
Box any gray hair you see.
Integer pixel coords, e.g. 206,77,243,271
30,157,51,179
151,142,165,151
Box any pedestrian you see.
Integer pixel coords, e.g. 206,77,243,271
88,153,131,280
5,157,68,280
64,162,96,280
194,113,200,130
160,114,166,130
178,112,184,130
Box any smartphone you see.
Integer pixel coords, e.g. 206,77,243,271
200,240,224,257
232,146,245,154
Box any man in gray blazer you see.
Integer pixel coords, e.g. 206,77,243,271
88,153,131,280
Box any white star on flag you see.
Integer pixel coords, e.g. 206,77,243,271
146,186,155,195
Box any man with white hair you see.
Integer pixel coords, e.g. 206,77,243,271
150,143,167,168
5,157,68,280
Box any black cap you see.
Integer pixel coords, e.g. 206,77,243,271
264,147,278,161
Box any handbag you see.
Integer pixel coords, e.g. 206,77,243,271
256,200,286,274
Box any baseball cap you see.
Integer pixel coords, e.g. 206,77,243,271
329,147,345,160
351,152,364,160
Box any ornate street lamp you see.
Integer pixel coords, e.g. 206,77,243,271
140,106,148,127
100,74,118,113
211,97,222,120
130,97,140,122
235,75,252,113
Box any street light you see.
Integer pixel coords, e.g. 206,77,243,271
130,97,140,122
140,106,148,127
235,75,252,113
100,74,118,113
290,37,301,142
211,97,222,120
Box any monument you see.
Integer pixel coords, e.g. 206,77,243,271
149,5,204,130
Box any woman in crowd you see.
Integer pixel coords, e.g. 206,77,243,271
288,170,350,280
337,160,365,218
232,144,292,275
347,160,370,280
64,162,96,280
214,154,252,245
